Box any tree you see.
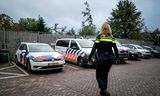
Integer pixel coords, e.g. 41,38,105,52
79,1,96,36
109,0,144,39
140,26,152,41
37,16,51,33
150,28,160,45
17,18,37,32
66,28,75,35
79,25,96,35
0,13,14,30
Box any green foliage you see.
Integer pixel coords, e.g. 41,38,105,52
0,13,14,30
79,25,96,36
109,0,144,39
0,13,51,33
80,1,96,36
150,28,160,45
17,18,37,31
66,28,75,35
36,16,51,33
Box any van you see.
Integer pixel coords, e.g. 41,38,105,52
55,39,95,66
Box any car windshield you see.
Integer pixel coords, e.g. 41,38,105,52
144,46,152,50
116,41,122,47
135,45,143,49
76,39,94,48
29,44,54,52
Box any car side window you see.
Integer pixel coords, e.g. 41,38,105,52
19,44,24,50
56,40,69,47
130,45,136,49
23,44,28,52
70,40,79,49
19,44,28,52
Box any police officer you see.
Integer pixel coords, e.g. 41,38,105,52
89,22,119,96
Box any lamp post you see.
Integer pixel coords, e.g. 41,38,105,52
1,17,6,49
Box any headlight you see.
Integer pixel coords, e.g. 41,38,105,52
32,57,43,62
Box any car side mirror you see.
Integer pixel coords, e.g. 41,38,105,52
22,50,26,53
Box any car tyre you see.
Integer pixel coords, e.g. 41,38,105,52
77,57,84,67
27,61,32,72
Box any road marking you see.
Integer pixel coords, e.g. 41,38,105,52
0,65,16,70
11,62,29,76
66,65,79,70
0,62,29,80
0,71,26,76
0,75,26,80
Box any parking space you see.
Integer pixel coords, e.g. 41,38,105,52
0,62,29,80
0,58,160,96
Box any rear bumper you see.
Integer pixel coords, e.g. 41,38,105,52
118,54,129,60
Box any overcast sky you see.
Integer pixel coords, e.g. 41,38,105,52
0,0,160,31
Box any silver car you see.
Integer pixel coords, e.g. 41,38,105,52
122,44,151,58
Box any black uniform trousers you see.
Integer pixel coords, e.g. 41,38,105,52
96,59,112,90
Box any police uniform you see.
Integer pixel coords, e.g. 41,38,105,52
89,34,119,96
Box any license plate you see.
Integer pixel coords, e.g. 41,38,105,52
48,62,59,66
123,58,128,60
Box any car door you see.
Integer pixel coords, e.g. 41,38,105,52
16,44,28,64
68,40,80,63
55,40,70,55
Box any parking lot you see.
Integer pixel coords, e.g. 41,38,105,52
0,58,160,96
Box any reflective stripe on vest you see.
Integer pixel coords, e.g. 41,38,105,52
95,38,116,43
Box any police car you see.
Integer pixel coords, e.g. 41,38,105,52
15,42,65,72
55,39,95,66
91,39,129,63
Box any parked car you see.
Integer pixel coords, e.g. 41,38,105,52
115,41,129,63
142,46,160,57
55,38,95,66
15,42,65,72
122,44,152,58
122,44,139,60
150,45,160,52
91,39,129,63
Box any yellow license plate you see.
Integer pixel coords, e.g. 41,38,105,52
48,62,59,66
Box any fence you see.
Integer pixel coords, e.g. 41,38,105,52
0,30,80,59
0,30,153,60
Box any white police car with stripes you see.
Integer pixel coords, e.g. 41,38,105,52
55,39,95,66
15,42,65,72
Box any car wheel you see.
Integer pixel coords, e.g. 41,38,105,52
27,61,32,72
77,57,84,67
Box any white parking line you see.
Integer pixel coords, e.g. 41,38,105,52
0,65,16,70
11,62,29,76
0,75,26,80
0,71,26,76
0,62,29,80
